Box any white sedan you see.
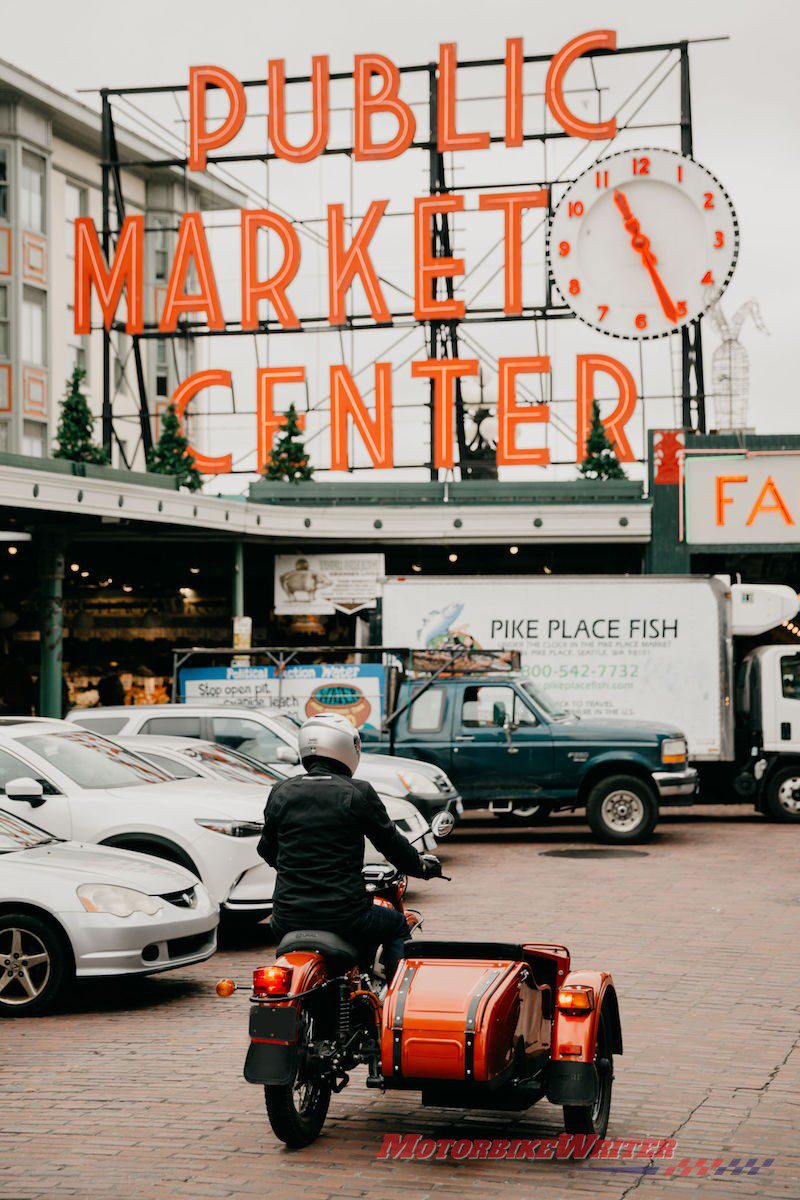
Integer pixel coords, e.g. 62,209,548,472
0,807,218,1017
0,720,275,923
113,735,437,855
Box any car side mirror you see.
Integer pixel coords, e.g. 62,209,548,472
5,777,46,807
276,746,300,765
492,703,509,728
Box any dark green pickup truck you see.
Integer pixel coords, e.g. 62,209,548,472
361,673,696,843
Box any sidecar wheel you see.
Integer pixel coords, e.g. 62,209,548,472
563,1011,613,1138
264,1077,331,1148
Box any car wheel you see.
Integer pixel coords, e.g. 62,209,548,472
0,911,71,1018
563,1009,613,1137
765,766,800,822
586,775,658,844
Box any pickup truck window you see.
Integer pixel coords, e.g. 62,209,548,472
520,679,569,720
408,687,445,732
462,686,539,729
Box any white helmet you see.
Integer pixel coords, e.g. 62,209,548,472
298,713,361,775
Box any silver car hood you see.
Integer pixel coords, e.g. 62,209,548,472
101,778,268,820
3,841,197,892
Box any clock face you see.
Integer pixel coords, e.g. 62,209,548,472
547,148,739,340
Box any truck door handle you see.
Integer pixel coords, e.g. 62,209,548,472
455,735,475,742
781,721,792,741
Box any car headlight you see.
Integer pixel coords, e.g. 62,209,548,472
397,769,438,797
661,738,687,764
77,884,163,918
195,819,263,838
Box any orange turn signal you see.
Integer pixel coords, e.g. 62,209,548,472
253,965,293,998
216,979,236,998
556,985,595,1012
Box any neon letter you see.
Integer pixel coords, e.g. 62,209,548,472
437,44,490,152
75,215,143,334
411,358,479,469
159,213,224,332
354,54,416,161
746,476,795,526
268,56,329,163
241,210,301,330
328,201,391,326
576,354,637,462
715,475,748,525
414,195,465,320
478,190,548,314
497,357,551,466
505,37,524,148
256,366,306,471
188,66,246,172
330,363,393,470
171,369,232,473
546,32,617,140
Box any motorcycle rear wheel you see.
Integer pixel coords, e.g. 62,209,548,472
264,1077,331,1149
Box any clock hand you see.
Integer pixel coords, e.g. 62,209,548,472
613,189,679,324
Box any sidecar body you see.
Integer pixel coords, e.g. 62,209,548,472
378,940,622,1131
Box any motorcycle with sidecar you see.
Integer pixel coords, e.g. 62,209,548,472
217,862,622,1148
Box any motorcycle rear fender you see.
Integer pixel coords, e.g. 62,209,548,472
243,951,328,1087
546,970,622,1107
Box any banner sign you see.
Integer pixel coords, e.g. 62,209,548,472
684,454,800,545
179,662,384,728
382,575,730,757
274,553,385,614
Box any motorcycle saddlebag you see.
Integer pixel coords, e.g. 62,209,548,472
381,946,531,1084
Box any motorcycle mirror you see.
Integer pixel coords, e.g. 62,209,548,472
431,810,455,839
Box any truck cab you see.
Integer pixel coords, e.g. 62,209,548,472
737,646,800,820
365,672,696,843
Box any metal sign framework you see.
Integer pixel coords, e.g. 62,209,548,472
96,38,717,480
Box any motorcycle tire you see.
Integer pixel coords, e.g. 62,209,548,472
264,1078,331,1149
264,1007,331,1148
563,1009,613,1138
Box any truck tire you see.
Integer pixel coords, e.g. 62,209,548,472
765,766,800,822
586,775,658,844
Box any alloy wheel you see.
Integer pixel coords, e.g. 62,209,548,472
0,926,51,1008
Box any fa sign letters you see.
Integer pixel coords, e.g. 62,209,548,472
685,455,800,545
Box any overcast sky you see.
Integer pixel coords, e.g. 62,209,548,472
4,0,798,481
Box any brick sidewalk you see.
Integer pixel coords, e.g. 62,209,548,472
2,806,798,1199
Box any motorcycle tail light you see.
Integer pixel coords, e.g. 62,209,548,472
253,965,292,998
556,985,594,1013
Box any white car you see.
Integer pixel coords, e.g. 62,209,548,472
0,720,275,923
112,735,437,855
66,705,461,835
0,807,219,1017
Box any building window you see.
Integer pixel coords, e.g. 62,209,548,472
0,286,9,359
22,287,46,365
66,306,86,376
65,181,86,261
21,151,46,233
0,423,9,453
153,218,169,283
22,420,46,458
0,149,9,222
155,338,169,397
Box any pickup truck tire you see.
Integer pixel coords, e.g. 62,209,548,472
765,766,800,822
586,775,658,844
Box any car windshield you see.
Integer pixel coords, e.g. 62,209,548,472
270,713,302,737
18,731,173,790
183,744,281,785
520,680,571,720
0,808,61,852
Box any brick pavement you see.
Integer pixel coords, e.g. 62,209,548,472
2,805,798,1200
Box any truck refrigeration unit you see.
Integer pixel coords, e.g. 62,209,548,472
381,576,800,821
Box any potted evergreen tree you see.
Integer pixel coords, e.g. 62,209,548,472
147,403,202,492
263,403,313,483
53,367,109,466
578,400,627,481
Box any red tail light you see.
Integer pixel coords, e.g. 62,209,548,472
253,965,293,998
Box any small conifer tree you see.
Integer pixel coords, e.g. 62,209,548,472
53,367,109,465
578,400,627,481
147,403,202,491
263,404,313,482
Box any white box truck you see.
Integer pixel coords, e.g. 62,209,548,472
382,575,800,820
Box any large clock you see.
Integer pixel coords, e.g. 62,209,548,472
547,148,739,340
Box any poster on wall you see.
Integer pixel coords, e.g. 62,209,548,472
179,663,384,729
274,554,385,615
382,575,728,757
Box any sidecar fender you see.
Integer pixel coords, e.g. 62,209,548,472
546,971,622,1107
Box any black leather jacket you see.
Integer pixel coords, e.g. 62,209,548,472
257,758,425,931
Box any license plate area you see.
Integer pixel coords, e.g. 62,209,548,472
249,1003,298,1043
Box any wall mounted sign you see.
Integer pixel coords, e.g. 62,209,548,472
684,454,800,545
274,553,385,614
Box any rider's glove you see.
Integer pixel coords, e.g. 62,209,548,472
420,854,442,879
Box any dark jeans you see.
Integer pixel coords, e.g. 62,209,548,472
272,903,411,985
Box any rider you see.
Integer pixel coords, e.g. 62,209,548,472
257,713,441,984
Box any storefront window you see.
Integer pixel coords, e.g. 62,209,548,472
21,420,46,458
0,285,9,358
21,150,46,233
